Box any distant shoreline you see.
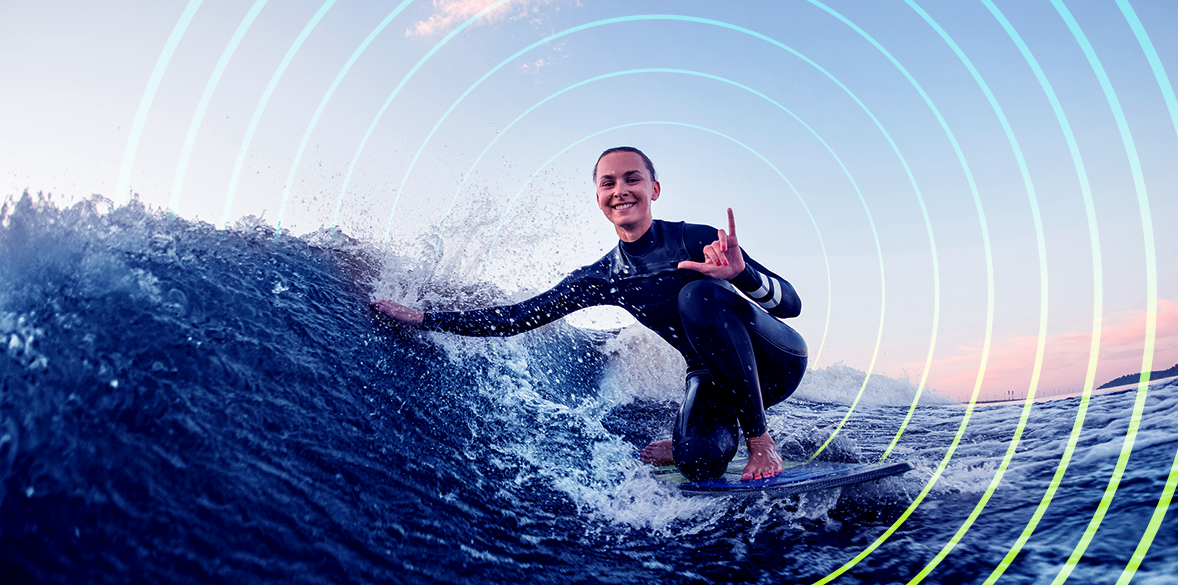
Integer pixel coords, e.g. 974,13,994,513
1097,363,1178,390
965,372,1178,407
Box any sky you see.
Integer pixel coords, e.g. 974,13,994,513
1,0,1174,401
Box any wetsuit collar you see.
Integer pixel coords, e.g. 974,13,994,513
619,220,660,256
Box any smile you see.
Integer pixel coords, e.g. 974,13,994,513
614,203,635,210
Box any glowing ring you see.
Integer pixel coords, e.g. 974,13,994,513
220,0,338,229
114,0,203,201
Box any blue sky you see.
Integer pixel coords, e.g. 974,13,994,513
1,0,1174,400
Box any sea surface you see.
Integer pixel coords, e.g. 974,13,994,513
2,195,1175,584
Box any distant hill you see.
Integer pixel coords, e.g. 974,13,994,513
1098,363,1178,389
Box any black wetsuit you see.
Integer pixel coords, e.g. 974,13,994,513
423,220,808,480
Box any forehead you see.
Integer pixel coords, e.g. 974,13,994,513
596,152,647,177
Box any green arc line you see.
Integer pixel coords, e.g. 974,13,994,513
168,0,268,216
805,0,1000,580
901,1,1049,582
978,1,1104,583
1049,1,1158,583
1112,1,1178,582
355,14,942,464
115,0,203,201
452,68,843,368
219,0,337,229
481,117,832,366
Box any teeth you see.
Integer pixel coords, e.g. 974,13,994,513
615,203,634,210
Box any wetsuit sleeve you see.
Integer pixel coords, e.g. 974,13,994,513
683,222,801,319
728,256,801,318
420,266,609,337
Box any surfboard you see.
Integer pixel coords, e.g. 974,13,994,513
653,459,914,496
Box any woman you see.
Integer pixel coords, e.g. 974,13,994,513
374,146,807,481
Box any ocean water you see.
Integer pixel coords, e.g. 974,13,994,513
1,194,1175,584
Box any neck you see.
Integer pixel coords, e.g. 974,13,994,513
614,217,653,242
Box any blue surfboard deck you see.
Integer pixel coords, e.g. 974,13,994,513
653,459,914,496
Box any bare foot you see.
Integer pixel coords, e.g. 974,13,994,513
741,431,784,481
639,440,674,466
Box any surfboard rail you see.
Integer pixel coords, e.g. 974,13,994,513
653,460,915,496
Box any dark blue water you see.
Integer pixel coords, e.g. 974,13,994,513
2,194,1175,584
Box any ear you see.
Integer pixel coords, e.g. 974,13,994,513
651,180,661,201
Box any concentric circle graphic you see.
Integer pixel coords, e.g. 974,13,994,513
1,1,1174,583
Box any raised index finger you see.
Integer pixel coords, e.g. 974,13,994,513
727,207,737,237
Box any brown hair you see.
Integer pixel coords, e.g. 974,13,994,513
593,146,657,183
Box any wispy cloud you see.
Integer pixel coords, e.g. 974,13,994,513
520,42,565,74
407,0,571,37
911,298,1178,401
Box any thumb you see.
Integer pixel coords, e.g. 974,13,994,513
677,260,713,274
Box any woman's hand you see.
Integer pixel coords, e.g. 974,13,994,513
677,208,745,280
372,299,424,328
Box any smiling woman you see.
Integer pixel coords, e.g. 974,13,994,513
373,146,808,482
592,146,661,241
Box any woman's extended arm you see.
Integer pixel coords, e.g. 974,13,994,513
372,266,609,337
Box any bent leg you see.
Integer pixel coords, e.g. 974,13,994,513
678,280,772,437
672,375,738,481
746,299,808,409
677,279,808,480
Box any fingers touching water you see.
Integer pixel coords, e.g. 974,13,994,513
372,299,424,328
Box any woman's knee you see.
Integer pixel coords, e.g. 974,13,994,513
673,437,735,481
677,279,728,324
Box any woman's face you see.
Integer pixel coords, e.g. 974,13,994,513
594,151,660,238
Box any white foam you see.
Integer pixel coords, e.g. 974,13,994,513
794,362,956,407
435,331,848,535
594,325,686,404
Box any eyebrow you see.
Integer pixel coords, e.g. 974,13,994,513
599,169,644,182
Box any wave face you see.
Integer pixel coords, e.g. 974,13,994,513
2,195,1175,584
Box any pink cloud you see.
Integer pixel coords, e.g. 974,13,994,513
912,298,1178,401
407,0,567,37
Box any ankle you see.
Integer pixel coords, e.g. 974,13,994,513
747,431,774,447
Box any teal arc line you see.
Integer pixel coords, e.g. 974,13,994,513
272,0,420,235
350,14,940,464
220,0,338,229
277,0,510,237
442,67,856,369
1112,1,1178,581
326,0,516,234
805,0,1003,579
1048,1,1158,583
115,0,203,201
168,0,268,216
900,1,1051,582
977,1,1106,583
482,117,833,367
